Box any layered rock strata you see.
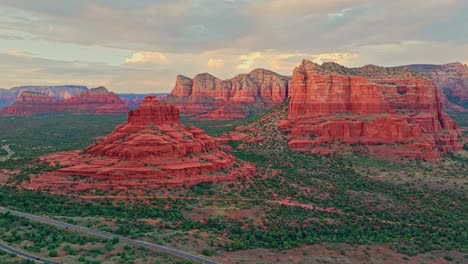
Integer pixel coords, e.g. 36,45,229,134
283,60,462,159
26,96,254,193
168,69,290,119
403,62,468,110
1,87,128,115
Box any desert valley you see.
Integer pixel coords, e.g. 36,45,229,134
0,1,467,264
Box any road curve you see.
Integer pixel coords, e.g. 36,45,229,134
0,207,219,264
0,240,62,264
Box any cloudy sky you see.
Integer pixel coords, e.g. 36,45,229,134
0,0,467,93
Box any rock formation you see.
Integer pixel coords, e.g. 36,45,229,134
1,91,62,115
167,69,290,119
0,85,87,109
402,63,468,110
283,60,462,159
65,87,129,114
26,96,254,194
1,86,129,115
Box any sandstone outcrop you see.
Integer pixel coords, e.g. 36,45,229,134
284,60,462,159
196,103,250,120
1,86,129,115
167,69,290,119
122,96,144,109
1,91,62,115
403,62,468,110
0,85,87,108
66,87,129,114
26,96,254,194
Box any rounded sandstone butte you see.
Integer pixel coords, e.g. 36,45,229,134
128,96,180,125
64,86,129,114
27,96,255,193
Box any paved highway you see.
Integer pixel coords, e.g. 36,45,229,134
0,240,62,264
0,207,219,264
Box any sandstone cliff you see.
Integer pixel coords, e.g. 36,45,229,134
1,91,63,115
402,62,468,110
284,60,462,159
168,69,290,119
0,85,87,109
1,86,129,115
65,86,129,114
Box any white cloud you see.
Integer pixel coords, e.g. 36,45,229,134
312,52,359,65
125,51,168,64
236,52,263,70
207,58,224,68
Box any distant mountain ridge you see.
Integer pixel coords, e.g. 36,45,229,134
398,62,468,110
1,86,129,115
0,85,88,108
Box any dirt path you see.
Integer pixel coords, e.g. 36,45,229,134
0,145,14,162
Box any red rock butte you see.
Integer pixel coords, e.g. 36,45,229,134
26,96,255,194
1,86,129,115
282,60,462,159
128,96,180,125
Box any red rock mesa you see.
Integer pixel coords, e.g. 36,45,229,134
1,87,129,115
282,60,462,159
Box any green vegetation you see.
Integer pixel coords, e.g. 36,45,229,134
0,109,466,262
446,110,468,131
0,113,126,170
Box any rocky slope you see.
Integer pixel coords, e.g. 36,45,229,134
167,69,290,119
282,60,462,159
402,62,468,110
0,85,87,108
26,96,254,194
1,87,129,115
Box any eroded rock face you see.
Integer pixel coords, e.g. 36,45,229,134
403,63,468,109
127,96,180,124
66,87,129,114
195,103,249,120
1,91,62,115
1,86,129,115
26,96,254,194
285,60,462,159
168,69,290,119
0,85,87,109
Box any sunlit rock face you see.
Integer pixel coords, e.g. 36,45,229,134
65,87,129,114
284,60,462,159
0,85,87,109
403,62,468,110
168,69,290,120
26,96,255,194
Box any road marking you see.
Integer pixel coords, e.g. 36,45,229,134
0,145,14,162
